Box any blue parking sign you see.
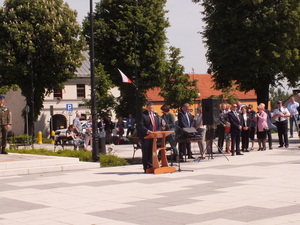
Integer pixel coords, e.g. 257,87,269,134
66,104,73,111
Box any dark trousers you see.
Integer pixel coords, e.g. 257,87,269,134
267,130,272,148
0,126,7,148
276,121,288,146
179,142,191,158
217,125,225,151
166,133,178,156
141,139,153,171
230,129,241,154
241,129,250,150
126,127,135,136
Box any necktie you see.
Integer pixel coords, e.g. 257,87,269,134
150,113,156,132
279,108,282,121
186,113,190,127
235,112,240,122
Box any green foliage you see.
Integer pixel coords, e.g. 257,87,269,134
201,0,300,107
269,87,291,110
84,64,117,118
7,148,128,166
83,0,169,117
0,0,85,134
100,154,128,167
0,84,18,95
159,46,198,109
214,86,239,105
9,134,33,144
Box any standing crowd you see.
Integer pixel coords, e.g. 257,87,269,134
137,97,300,173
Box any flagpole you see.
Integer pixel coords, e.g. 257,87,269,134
90,0,99,162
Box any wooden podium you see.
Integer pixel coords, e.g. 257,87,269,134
144,131,177,174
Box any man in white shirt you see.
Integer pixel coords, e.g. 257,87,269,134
287,97,299,138
273,101,290,148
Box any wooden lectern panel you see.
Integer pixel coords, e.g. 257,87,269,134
144,131,176,174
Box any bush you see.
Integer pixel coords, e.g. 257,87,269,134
7,148,128,167
100,154,128,167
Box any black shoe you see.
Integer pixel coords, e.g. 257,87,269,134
278,145,284,148
258,148,261,151
244,149,250,152
269,147,273,150
231,152,235,156
236,152,244,155
188,156,195,159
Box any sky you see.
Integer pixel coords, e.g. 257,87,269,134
0,0,208,74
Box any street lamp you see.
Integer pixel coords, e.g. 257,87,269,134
90,0,99,162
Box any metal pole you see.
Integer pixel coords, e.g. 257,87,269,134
90,0,99,162
133,25,139,118
134,0,139,118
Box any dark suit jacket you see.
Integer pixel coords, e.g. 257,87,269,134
228,111,242,132
178,108,194,128
137,110,161,139
240,112,251,128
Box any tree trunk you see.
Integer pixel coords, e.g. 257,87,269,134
255,82,270,110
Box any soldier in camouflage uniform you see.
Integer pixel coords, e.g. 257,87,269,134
0,96,11,154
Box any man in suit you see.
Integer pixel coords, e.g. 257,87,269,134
178,103,194,159
228,104,243,156
273,101,290,148
217,103,228,153
137,102,161,172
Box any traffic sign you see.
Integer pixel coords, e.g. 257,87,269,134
66,104,73,111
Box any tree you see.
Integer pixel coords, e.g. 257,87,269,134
269,87,291,110
83,0,169,117
201,0,300,109
159,46,198,109
0,0,85,135
84,64,116,118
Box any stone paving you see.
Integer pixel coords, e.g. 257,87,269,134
1,136,300,224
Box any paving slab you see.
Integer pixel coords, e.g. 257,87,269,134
0,134,300,224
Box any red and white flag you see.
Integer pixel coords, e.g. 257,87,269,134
118,69,132,84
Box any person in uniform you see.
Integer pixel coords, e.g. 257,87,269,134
0,95,11,154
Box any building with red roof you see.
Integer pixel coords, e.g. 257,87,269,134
146,74,258,115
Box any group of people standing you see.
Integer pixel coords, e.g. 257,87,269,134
218,97,300,155
137,97,300,172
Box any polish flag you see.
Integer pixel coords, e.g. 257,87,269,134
118,69,132,84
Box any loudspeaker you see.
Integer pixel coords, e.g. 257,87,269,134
202,99,220,125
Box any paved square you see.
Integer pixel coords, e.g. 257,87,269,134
1,145,300,224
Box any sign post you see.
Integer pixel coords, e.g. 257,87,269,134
66,104,73,126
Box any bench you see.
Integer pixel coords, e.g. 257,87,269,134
11,137,32,149
54,136,83,151
132,137,141,159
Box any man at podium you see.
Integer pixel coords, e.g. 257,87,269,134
137,102,161,172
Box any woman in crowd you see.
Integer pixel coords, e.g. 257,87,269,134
161,104,179,162
116,116,125,137
84,116,93,151
256,104,269,151
65,124,82,149
194,106,206,159
240,105,251,152
248,104,257,150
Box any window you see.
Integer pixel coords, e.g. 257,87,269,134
54,89,62,99
77,84,85,98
